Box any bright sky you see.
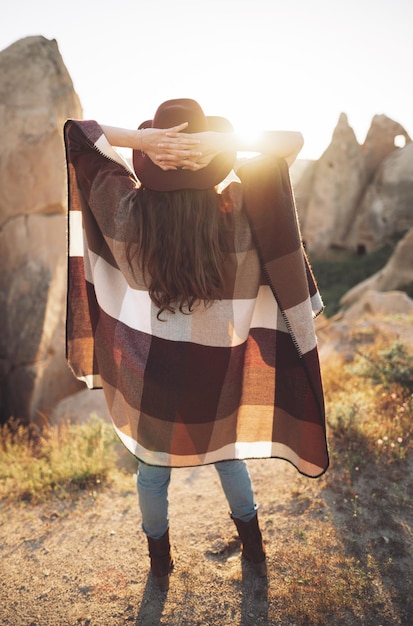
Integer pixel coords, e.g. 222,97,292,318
2,0,412,159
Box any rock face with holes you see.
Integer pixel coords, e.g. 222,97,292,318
295,113,412,254
0,36,83,424
345,142,413,252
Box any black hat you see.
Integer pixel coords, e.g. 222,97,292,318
133,98,235,191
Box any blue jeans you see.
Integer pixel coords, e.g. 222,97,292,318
137,460,257,539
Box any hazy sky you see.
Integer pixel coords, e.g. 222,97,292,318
2,0,412,159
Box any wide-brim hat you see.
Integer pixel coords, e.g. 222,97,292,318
133,99,236,191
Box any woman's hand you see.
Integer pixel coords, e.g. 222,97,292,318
100,123,203,171
142,123,203,171
101,122,232,171
157,130,232,171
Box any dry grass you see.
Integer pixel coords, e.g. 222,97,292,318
324,337,413,474
1,335,412,624
0,415,119,502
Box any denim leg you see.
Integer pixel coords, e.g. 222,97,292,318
137,462,171,539
214,460,257,522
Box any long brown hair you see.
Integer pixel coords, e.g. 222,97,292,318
126,187,227,317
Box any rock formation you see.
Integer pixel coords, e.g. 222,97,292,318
296,113,412,254
346,142,413,252
296,113,365,252
0,36,83,424
316,289,413,364
362,114,410,182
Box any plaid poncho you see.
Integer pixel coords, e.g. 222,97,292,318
64,120,329,477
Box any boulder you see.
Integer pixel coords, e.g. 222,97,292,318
340,228,413,307
0,36,83,424
316,290,413,363
341,289,413,320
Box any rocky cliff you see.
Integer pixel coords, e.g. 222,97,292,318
0,36,83,424
295,114,412,255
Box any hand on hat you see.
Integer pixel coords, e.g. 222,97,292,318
100,121,231,172
142,123,203,171
157,129,232,171
99,122,199,172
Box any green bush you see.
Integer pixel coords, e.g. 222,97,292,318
353,341,413,395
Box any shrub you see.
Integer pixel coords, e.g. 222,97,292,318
0,415,118,503
353,341,413,395
324,339,413,473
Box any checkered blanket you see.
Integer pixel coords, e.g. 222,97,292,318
64,119,328,477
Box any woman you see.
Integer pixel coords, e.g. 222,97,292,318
64,99,328,591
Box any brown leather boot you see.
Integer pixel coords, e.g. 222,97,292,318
231,513,267,577
146,529,174,591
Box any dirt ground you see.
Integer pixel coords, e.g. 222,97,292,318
1,453,412,626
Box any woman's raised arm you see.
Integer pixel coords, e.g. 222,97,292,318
100,123,202,171
99,123,304,172
158,129,304,169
